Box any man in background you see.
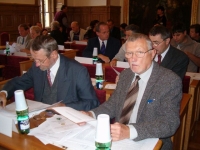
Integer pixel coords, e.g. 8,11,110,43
171,22,200,72
107,19,121,41
17,23,31,48
83,22,121,63
190,24,200,43
153,6,167,27
54,5,68,41
69,21,86,41
149,25,189,79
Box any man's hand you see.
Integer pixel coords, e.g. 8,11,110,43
98,54,110,63
0,92,7,108
111,122,130,141
78,111,94,126
110,59,117,66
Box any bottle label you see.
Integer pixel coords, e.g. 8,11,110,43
96,75,103,89
18,118,30,130
93,56,98,64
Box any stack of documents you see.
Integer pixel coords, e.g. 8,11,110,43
29,107,159,150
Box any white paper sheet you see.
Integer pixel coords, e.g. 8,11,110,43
75,56,93,64
52,107,95,123
104,84,117,89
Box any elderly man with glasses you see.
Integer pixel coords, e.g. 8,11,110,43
82,33,182,150
149,25,189,79
0,35,99,111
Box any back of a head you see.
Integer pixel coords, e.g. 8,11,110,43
149,25,171,39
172,22,187,34
31,35,58,56
61,5,67,10
90,20,99,29
30,26,41,34
190,24,200,34
51,21,60,30
125,24,140,33
120,23,128,30
157,6,165,12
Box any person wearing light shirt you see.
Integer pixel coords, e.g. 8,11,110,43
82,33,182,150
0,35,99,111
149,25,189,79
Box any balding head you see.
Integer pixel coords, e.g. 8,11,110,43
71,21,80,33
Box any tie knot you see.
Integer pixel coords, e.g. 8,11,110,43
135,75,140,82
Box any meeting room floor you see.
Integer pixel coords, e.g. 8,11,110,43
188,120,200,150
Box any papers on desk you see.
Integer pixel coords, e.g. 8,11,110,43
64,49,73,51
186,72,200,81
0,100,50,123
29,112,158,150
104,84,117,89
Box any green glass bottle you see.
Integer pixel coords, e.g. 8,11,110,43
95,141,111,150
16,108,30,134
6,41,10,56
96,75,104,89
93,47,98,64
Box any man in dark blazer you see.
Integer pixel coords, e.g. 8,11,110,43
0,35,99,111
107,19,121,41
83,34,182,150
83,22,121,63
149,25,189,79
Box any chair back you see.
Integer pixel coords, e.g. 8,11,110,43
62,50,77,59
95,89,106,104
182,76,191,93
82,63,96,78
105,66,124,83
71,44,87,56
0,32,10,46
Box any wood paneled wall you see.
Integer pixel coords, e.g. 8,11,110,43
0,3,39,42
67,6,121,29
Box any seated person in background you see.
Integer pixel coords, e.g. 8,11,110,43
17,23,32,48
0,35,99,110
50,21,65,45
110,24,140,66
170,22,200,72
35,21,43,30
149,25,189,79
83,22,121,63
84,20,99,40
120,23,128,39
42,29,48,36
82,33,182,150
69,21,86,41
107,19,121,41
153,6,167,27
20,26,41,54
189,24,200,43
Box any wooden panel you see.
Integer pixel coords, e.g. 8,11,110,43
67,6,121,29
0,3,39,43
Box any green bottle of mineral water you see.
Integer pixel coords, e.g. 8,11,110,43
16,108,30,134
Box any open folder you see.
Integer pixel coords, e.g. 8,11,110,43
52,107,95,123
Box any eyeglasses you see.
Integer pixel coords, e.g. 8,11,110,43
152,39,165,47
125,49,153,58
33,57,48,65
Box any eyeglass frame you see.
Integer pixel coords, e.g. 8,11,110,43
33,56,48,65
151,38,167,47
124,49,153,58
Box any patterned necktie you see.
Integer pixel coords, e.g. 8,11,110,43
157,54,162,65
22,37,24,45
119,76,140,124
47,70,52,86
100,41,106,54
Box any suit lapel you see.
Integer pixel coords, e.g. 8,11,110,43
136,62,160,122
161,46,173,67
56,55,71,102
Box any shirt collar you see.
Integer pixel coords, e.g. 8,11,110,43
155,45,170,61
49,54,60,77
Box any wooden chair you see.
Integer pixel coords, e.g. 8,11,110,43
0,79,11,89
172,93,191,150
94,89,106,104
183,79,200,150
62,50,77,59
19,59,33,75
182,76,191,93
0,32,10,46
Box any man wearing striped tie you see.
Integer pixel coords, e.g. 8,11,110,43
82,33,182,150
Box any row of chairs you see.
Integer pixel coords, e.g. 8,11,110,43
0,32,10,46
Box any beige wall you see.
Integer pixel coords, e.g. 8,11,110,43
0,0,34,4
67,0,106,6
198,1,200,23
110,0,120,6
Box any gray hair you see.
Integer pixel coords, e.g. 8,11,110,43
126,33,153,50
30,26,41,34
51,21,60,30
30,35,58,57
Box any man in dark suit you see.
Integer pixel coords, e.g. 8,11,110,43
82,33,182,150
83,22,121,63
107,19,121,41
149,25,189,79
0,35,99,111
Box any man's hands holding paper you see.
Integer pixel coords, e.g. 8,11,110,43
0,92,7,107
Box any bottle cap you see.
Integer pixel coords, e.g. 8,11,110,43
14,90,28,111
95,114,111,143
93,47,98,56
95,63,103,75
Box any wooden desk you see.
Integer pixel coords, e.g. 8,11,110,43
0,45,6,50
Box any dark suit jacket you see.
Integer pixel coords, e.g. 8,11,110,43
50,30,65,45
92,62,182,150
110,26,121,41
161,45,189,80
83,37,121,61
3,54,99,111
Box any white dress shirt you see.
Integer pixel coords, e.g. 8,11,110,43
98,38,107,48
48,54,60,84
